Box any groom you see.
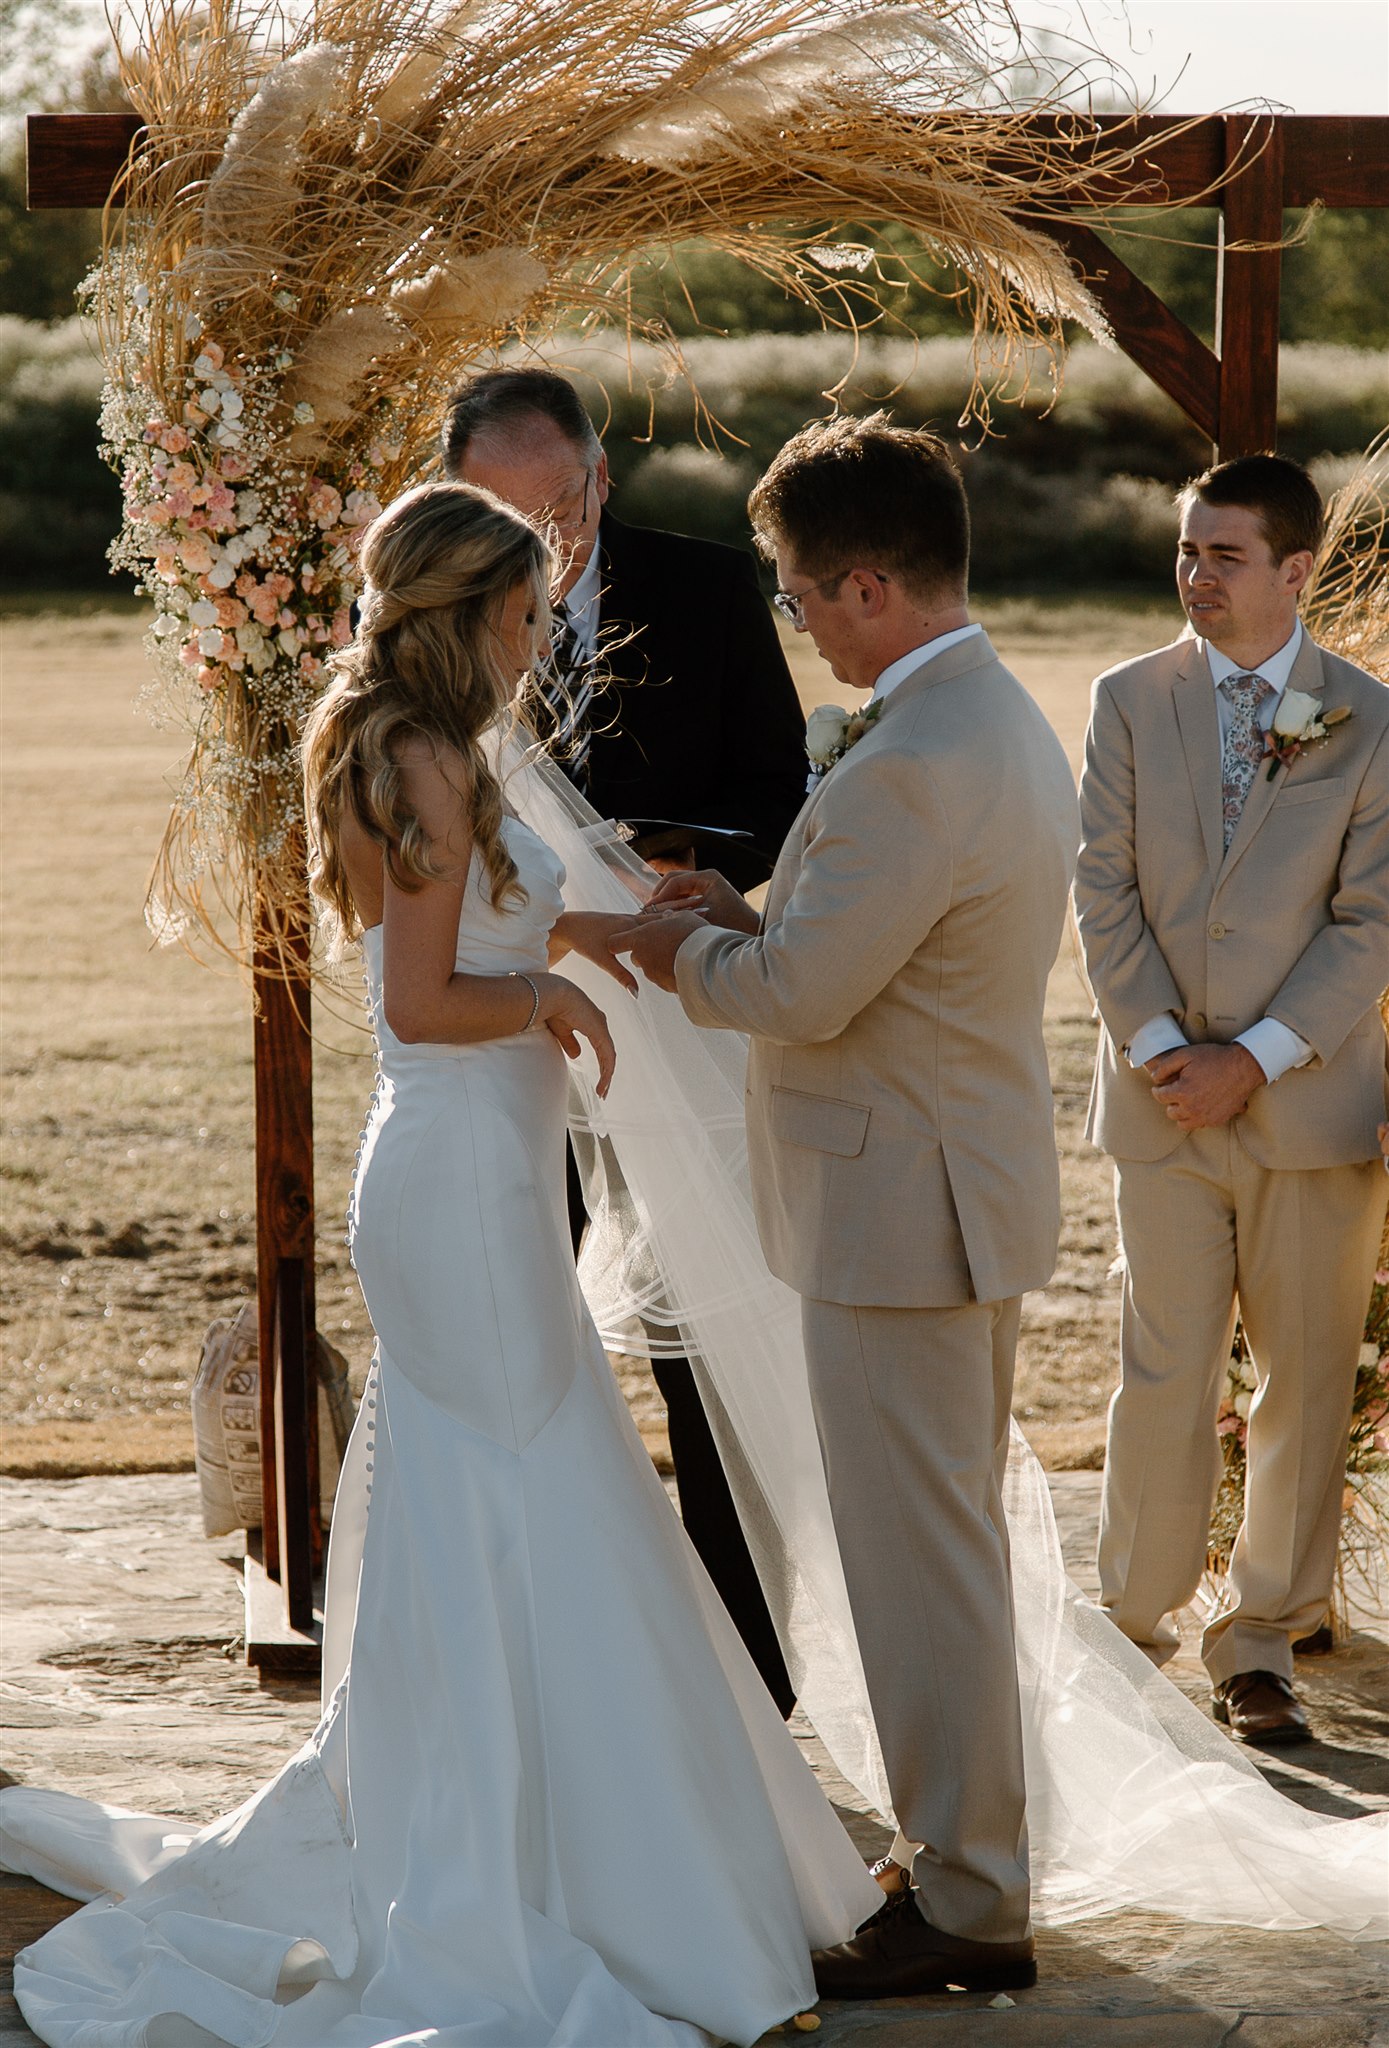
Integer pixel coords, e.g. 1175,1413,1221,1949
613,416,1079,1997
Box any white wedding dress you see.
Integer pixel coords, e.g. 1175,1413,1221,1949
4,760,1387,2048
0,814,879,2048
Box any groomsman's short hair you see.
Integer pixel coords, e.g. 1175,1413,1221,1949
748,412,969,604
442,369,604,473
1177,453,1323,565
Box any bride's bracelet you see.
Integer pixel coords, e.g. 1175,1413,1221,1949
509,971,541,1033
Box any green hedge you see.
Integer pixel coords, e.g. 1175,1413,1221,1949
3,317,1384,591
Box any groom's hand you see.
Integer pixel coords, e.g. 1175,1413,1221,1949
609,910,709,993
646,867,760,935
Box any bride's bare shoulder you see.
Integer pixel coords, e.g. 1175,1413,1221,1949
394,734,474,866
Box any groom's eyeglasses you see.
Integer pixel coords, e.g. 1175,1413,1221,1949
773,568,886,627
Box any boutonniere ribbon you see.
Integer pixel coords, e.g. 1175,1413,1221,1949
804,699,884,791
1264,690,1353,779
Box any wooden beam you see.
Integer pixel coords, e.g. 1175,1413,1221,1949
1216,114,1285,459
1033,216,1219,442
1283,115,1389,208
26,112,143,208
27,109,1389,213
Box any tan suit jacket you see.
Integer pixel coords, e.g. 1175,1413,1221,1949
676,633,1079,1308
1075,633,1389,1167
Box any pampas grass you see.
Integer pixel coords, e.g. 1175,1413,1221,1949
91,0,1215,959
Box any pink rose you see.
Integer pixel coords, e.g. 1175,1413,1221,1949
219,453,249,481
159,425,191,454
140,502,173,528
153,552,180,583
179,535,214,575
197,664,222,691
167,490,193,519
216,596,248,628
330,608,352,647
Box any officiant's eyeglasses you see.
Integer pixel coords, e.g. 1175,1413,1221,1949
773,568,885,627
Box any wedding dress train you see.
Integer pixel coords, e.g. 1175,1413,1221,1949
0,816,878,2048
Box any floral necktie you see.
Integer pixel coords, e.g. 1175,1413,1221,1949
538,604,595,794
1219,672,1274,851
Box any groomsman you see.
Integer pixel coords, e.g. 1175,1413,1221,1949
616,415,1079,1997
442,368,807,1715
1074,454,1389,1744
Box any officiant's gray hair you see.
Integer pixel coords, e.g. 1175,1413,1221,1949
748,412,969,606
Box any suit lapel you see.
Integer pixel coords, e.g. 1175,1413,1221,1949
1216,634,1327,886
1171,642,1225,882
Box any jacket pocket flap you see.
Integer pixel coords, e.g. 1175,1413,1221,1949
771,1086,870,1158
1277,775,1344,806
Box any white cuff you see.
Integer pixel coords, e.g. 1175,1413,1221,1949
1235,1017,1314,1086
1126,1013,1189,1070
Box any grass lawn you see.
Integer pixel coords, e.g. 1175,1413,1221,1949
1,593,1176,1477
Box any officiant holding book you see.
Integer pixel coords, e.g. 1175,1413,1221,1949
442,367,809,1713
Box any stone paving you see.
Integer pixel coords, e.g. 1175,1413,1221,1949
1,1471,1385,2046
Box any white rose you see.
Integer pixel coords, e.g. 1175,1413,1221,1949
805,704,850,766
206,557,237,589
197,627,224,657
1272,688,1322,739
1234,1389,1253,1420
1239,1359,1259,1391
188,599,219,627
199,386,221,413
1361,1343,1382,1372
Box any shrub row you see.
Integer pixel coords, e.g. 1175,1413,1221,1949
2,319,1384,590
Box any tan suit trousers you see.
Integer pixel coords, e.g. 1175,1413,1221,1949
1099,1127,1385,1685
800,1294,1030,1944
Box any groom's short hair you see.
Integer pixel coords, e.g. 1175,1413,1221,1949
748,412,969,604
1177,453,1323,565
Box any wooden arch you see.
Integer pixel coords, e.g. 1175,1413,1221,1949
27,107,1389,1663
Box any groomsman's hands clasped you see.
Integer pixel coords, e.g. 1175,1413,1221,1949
1145,1041,1268,1131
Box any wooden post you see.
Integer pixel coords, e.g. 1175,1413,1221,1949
251,866,320,1642
1216,115,1286,459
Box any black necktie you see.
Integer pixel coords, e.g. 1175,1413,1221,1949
538,604,595,794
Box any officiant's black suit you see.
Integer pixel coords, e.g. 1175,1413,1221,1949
581,511,809,890
572,508,805,1717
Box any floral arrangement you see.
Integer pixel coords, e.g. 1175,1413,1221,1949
87,0,1193,963
96,296,389,936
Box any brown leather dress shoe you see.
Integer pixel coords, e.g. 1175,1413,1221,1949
1212,1669,1311,1746
812,1887,1037,2000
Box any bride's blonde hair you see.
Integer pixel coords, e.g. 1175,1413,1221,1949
303,481,552,942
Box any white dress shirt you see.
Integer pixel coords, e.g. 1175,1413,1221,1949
561,542,602,660
868,623,984,706
1126,620,1313,1085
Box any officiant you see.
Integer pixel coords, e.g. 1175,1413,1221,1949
442,367,808,1713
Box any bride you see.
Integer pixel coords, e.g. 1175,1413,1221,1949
0,481,879,2047
2,479,1385,2048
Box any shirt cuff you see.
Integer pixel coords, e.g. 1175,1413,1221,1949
1126,1014,1189,1070
1235,1017,1314,1085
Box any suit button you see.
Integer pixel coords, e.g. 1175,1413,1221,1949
1208,922,1226,939
1190,1013,1207,1032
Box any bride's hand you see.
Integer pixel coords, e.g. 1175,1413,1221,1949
532,972,617,1098
549,912,640,995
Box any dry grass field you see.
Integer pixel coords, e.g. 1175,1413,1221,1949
1,594,1175,1478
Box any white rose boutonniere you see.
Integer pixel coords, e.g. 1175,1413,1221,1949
804,699,884,790
1264,690,1353,779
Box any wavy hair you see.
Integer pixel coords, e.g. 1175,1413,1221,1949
303,481,552,944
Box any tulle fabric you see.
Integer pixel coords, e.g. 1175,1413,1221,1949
504,740,1389,1943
